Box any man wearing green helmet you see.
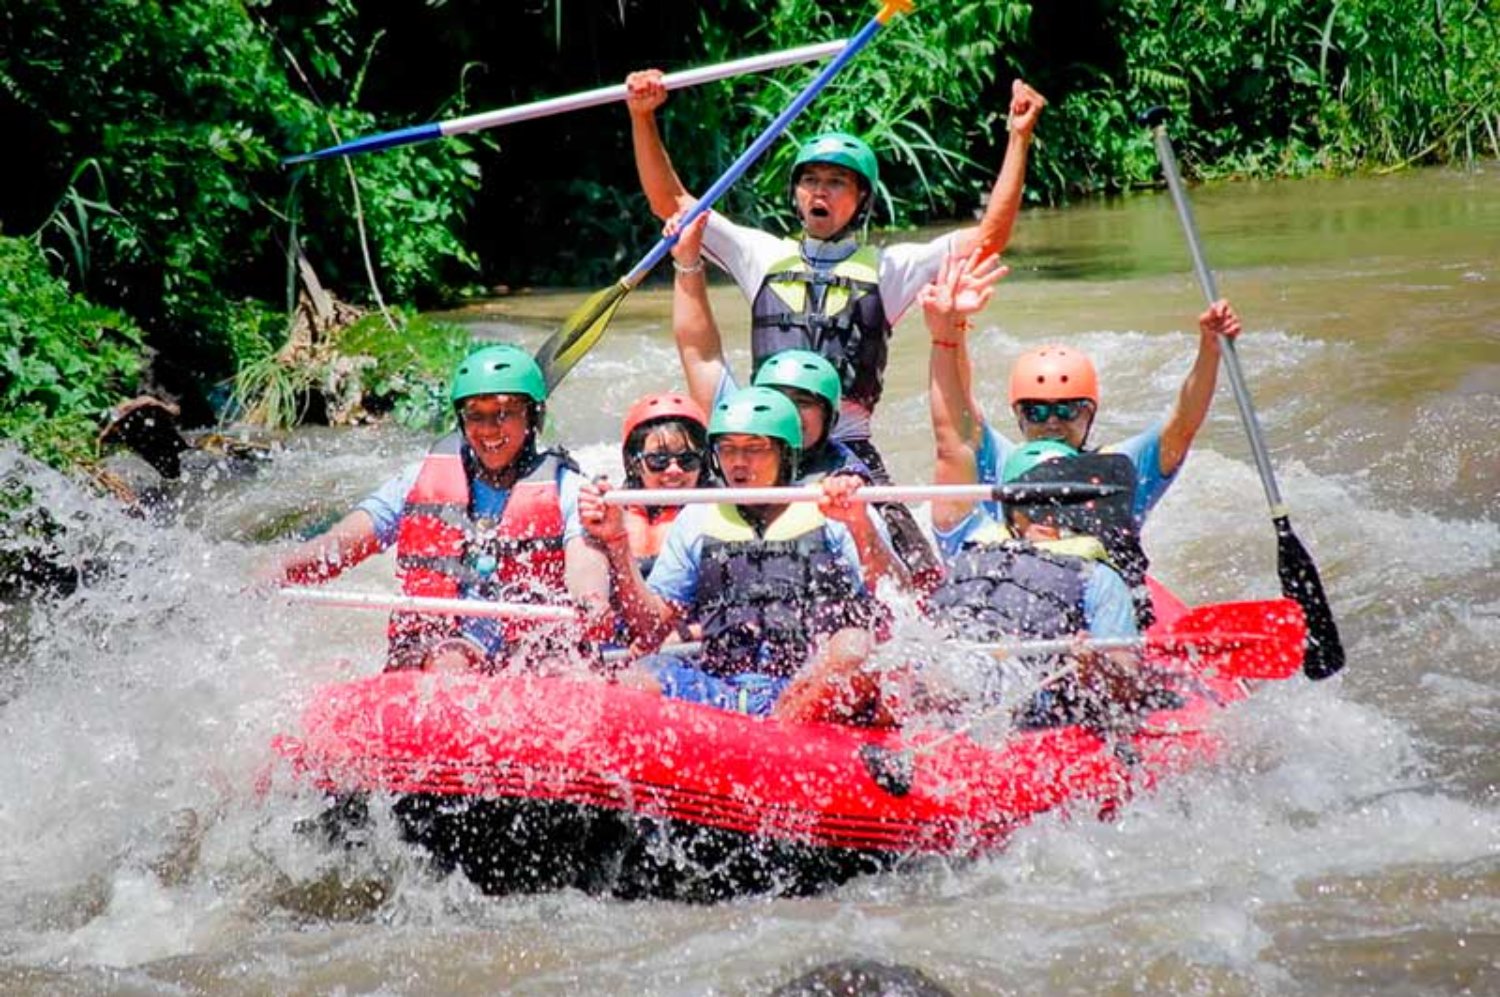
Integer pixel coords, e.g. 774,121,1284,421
910,255,1152,727
578,386,894,718
265,344,612,670
664,209,935,583
625,70,1045,473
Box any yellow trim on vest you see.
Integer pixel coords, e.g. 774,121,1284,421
764,239,881,318
966,517,1110,563
703,501,827,542
1037,535,1110,562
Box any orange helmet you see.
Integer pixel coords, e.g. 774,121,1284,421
620,392,708,444
1008,345,1100,405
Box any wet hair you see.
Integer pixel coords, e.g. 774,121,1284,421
622,417,709,489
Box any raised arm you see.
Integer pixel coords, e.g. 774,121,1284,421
669,209,731,415
954,80,1046,260
1158,299,1242,477
925,252,1008,531
626,70,697,220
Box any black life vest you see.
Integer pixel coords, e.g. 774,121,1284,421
694,502,871,678
1004,452,1155,628
926,528,1090,643
796,439,873,485
749,241,890,410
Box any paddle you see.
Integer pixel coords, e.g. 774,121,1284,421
601,481,1124,507
862,597,1309,795
532,0,916,391
280,587,579,623
1140,106,1345,681
282,40,848,166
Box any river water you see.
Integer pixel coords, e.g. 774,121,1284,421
2,166,1496,994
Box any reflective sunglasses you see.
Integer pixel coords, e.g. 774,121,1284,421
635,450,704,473
1017,399,1092,424
461,405,528,429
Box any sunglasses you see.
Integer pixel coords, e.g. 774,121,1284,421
635,450,704,473
461,405,528,429
1017,399,1092,424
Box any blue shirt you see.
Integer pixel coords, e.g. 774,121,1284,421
645,503,866,608
976,416,1177,526
932,510,1139,640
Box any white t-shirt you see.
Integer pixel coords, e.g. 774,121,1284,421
702,213,957,442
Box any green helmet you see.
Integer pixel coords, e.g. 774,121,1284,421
792,132,879,190
753,349,842,416
449,345,546,406
709,386,803,452
1002,440,1080,483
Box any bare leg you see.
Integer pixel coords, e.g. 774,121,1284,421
772,629,882,725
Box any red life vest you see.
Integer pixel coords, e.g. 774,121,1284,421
388,434,573,667
623,504,680,578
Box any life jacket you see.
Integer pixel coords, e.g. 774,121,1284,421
925,519,1090,643
694,502,871,679
796,439,873,485
750,240,890,410
623,504,680,578
388,435,577,667
1000,452,1155,628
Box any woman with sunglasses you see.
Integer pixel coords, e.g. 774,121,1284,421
617,392,710,577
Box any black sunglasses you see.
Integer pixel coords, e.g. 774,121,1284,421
635,450,704,473
1018,399,1092,423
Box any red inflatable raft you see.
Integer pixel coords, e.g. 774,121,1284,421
275,585,1306,900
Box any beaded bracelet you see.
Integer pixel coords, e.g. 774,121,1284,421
932,339,960,349
672,258,705,275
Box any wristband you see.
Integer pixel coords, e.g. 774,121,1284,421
932,339,960,349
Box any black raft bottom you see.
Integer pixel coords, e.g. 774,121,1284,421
323,792,902,903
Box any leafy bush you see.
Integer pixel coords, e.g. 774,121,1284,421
0,237,145,469
3,0,482,397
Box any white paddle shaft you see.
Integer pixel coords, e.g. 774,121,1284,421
279,587,578,622
439,40,846,137
602,484,1002,506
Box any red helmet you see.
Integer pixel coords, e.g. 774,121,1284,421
620,392,708,444
1008,345,1100,405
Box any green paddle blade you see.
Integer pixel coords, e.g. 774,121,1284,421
534,280,631,392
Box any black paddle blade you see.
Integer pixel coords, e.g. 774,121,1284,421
1274,515,1345,679
533,280,631,392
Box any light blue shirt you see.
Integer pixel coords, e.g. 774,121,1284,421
932,510,1139,640
976,416,1177,526
646,503,866,608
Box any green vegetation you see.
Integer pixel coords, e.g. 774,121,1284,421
1,0,1495,478
0,237,144,468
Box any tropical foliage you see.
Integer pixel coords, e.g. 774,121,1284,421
1,0,1495,475
0,237,144,469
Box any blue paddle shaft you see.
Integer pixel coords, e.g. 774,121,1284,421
284,123,444,165
625,12,895,285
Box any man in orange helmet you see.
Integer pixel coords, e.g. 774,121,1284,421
939,300,1243,526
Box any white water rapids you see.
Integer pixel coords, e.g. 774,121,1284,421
2,167,1496,994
